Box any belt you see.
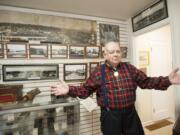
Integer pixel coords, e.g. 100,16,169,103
101,105,135,112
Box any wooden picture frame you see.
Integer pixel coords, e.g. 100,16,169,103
120,46,128,58
64,63,87,82
69,46,85,59
0,43,4,58
3,64,59,82
132,0,168,32
86,46,100,58
89,62,99,75
51,44,68,58
6,43,27,58
29,44,48,58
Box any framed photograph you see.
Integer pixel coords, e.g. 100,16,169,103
64,63,87,82
6,43,27,58
29,44,48,58
132,0,168,32
89,62,99,75
51,44,68,58
3,65,59,82
99,23,119,45
86,46,100,58
139,67,147,74
0,43,4,58
139,51,150,67
101,46,105,58
69,46,85,59
120,46,128,58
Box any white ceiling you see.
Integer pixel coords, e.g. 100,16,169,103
0,0,157,20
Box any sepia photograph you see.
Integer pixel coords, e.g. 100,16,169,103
0,43,4,58
3,65,59,81
29,44,48,58
6,43,27,58
89,62,99,75
51,44,68,58
99,23,119,45
139,51,149,67
69,46,85,59
86,46,100,58
120,46,128,58
64,63,87,81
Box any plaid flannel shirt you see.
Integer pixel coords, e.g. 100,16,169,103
68,62,171,109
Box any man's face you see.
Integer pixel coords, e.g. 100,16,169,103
103,42,121,67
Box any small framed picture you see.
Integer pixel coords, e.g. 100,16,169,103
64,63,87,82
86,46,100,58
139,51,149,67
3,64,59,82
51,44,68,58
0,43,4,58
29,44,48,58
6,43,27,58
89,62,99,75
101,46,105,58
120,46,128,58
69,46,85,59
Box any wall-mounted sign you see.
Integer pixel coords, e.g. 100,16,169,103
132,0,168,32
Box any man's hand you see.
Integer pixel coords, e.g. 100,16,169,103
51,80,69,96
169,68,180,84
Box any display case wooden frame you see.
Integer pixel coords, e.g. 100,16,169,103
50,44,68,58
6,43,27,58
0,43,4,58
132,0,168,32
89,62,99,75
3,64,59,82
64,63,87,82
29,44,48,58
69,46,85,59
86,46,100,58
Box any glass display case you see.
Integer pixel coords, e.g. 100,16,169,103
0,99,80,135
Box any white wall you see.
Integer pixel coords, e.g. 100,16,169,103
167,0,180,119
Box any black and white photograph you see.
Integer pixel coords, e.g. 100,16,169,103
99,23,119,45
120,46,128,58
132,0,168,32
51,44,68,58
64,63,87,81
69,46,85,59
3,65,59,81
86,46,100,58
89,62,99,75
29,44,48,58
6,43,27,58
0,43,3,58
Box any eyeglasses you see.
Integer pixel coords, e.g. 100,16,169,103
106,50,121,54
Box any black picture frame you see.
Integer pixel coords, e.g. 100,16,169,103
132,0,168,32
29,44,48,58
3,64,59,82
86,46,100,58
64,63,87,82
69,46,85,59
51,44,68,59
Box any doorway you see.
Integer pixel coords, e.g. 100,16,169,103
133,24,175,124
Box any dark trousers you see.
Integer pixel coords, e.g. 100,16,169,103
100,107,144,135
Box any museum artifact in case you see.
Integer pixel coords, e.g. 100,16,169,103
0,98,80,135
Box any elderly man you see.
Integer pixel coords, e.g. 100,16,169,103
51,41,180,135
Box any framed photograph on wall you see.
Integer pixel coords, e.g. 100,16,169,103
0,43,4,58
132,0,168,32
99,23,119,45
6,43,27,58
86,46,100,58
139,51,150,67
29,44,48,58
69,46,85,59
51,44,68,58
3,64,59,82
89,62,99,75
120,46,128,58
64,63,87,82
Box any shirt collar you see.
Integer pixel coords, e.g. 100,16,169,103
105,60,121,70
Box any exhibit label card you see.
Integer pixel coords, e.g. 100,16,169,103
80,97,97,112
